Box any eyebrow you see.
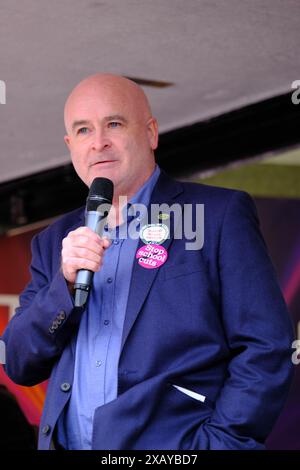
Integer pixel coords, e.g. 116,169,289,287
71,115,128,133
104,114,128,124
71,120,90,132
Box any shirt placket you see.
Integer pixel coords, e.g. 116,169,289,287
93,234,122,404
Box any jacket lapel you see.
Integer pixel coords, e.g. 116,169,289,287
120,171,183,351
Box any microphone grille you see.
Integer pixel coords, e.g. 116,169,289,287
87,177,114,211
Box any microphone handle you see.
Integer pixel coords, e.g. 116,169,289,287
74,210,108,307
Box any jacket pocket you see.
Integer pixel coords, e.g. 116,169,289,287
160,261,205,281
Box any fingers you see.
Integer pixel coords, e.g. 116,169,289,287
61,227,110,284
101,237,111,249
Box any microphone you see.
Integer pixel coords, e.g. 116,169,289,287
74,177,114,307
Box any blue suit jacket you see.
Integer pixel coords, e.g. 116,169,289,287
2,171,294,450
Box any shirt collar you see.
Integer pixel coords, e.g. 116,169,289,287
128,164,161,207
105,165,161,238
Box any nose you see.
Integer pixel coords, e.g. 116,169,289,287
91,128,112,152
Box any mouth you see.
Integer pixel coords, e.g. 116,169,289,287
90,160,117,167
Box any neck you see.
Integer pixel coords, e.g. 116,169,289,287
107,164,156,228
106,197,127,228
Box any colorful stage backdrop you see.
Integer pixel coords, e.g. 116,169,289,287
0,227,47,425
0,197,299,448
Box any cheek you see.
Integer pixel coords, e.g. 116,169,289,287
71,151,87,174
124,137,145,157
117,142,135,165
70,142,85,160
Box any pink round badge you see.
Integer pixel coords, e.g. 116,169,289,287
136,244,168,269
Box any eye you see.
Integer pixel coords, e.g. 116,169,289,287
77,127,89,135
108,121,122,128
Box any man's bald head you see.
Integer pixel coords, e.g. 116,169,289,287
64,73,153,133
63,72,158,195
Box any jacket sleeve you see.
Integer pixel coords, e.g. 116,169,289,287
196,191,295,449
1,229,83,386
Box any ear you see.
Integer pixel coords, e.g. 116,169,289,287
147,118,159,150
64,135,71,150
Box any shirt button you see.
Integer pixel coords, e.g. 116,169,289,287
104,320,110,326
107,277,113,283
60,382,71,392
95,360,102,367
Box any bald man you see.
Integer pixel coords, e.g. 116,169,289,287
61,74,159,287
2,74,294,450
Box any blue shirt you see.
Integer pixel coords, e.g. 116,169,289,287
57,166,160,449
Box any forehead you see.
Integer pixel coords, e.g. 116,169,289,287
67,84,141,120
64,76,152,133
70,98,125,122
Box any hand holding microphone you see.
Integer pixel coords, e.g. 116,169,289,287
61,226,110,284
61,177,114,307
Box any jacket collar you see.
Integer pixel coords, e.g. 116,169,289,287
120,170,183,352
